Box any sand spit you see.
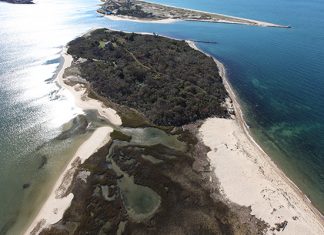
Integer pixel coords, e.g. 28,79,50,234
24,126,113,235
24,49,121,234
104,14,178,24
194,45,324,234
147,1,289,28
101,11,288,28
99,0,289,28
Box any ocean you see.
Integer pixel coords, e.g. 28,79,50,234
0,0,323,233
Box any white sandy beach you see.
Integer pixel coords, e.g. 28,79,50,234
24,49,121,234
25,126,113,235
199,56,324,234
24,35,323,235
102,0,288,28
104,14,178,24
57,49,122,126
103,12,287,28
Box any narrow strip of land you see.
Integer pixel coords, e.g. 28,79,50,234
98,0,290,28
0,0,33,3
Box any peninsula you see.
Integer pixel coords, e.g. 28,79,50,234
25,29,323,235
98,0,290,28
0,0,33,3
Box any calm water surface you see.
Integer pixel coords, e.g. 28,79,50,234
0,0,323,233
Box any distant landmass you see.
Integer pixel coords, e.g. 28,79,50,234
0,0,33,4
98,0,290,28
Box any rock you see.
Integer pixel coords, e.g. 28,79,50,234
274,220,288,231
38,155,48,169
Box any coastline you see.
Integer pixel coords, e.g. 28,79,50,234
103,14,179,24
0,0,34,4
23,33,322,234
188,41,324,233
99,0,289,28
24,49,121,234
143,0,289,28
27,30,271,234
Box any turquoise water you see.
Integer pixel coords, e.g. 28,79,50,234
0,0,323,232
106,0,324,213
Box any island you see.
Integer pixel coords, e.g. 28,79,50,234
0,0,33,4
26,29,265,235
98,0,290,28
25,29,323,235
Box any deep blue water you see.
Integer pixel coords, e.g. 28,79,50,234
0,0,323,232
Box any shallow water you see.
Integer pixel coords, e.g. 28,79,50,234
122,127,186,151
105,125,184,222
111,158,161,220
138,0,324,213
0,0,324,232
6,132,93,235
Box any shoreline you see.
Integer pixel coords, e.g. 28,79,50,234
24,49,121,234
143,0,289,28
26,30,270,231
0,0,34,4
103,14,179,24
187,41,324,233
215,57,324,221
99,0,290,28
23,32,322,234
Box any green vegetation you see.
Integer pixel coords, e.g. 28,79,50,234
98,40,106,49
67,29,229,126
41,126,266,234
110,130,132,142
116,5,154,18
40,29,267,235
100,0,155,19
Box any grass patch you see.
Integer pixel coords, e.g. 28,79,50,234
99,40,106,49
110,130,132,142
